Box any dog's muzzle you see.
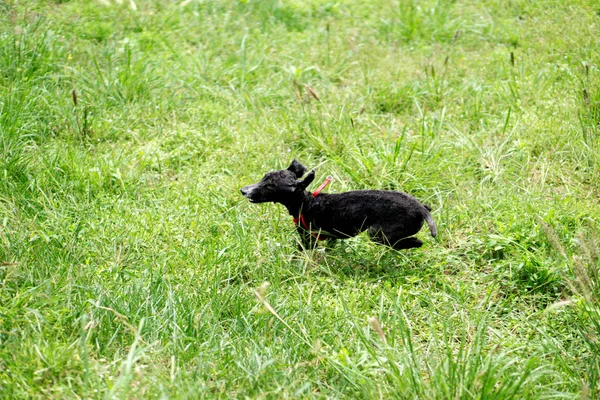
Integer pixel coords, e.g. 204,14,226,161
241,184,260,202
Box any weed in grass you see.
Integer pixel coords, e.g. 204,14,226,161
540,226,600,398
579,63,600,153
378,0,460,45
568,233,600,397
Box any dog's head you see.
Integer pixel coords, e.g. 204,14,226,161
240,160,315,203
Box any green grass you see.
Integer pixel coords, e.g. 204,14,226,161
1,0,600,398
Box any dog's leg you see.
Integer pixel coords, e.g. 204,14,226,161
368,226,423,250
323,238,337,250
390,237,423,249
296,226,315,251
368,225,387,246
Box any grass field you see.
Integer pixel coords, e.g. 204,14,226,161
1,0,600,398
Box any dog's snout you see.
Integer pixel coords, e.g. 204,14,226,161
241,184,255,197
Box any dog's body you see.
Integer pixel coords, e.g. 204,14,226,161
241,160,437,250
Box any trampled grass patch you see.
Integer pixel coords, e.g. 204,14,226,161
1,0,600,398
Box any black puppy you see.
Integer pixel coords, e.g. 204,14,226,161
241,160,437,250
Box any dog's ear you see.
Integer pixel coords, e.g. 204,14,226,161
287,159,308,178
297,170,315,190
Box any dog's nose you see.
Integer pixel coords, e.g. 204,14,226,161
241,185,252,196
241,184,257,198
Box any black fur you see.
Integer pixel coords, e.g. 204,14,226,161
241,160,437,250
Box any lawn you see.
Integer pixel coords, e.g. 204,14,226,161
1,0,600,398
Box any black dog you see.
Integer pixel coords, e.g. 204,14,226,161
241,160,437,250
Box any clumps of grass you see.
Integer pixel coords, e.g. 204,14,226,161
543,225,600,397
324,296,550,398
512,254,564,298
579,63,600,147
0,27,62,143
568,233,600,397
69,89,93,141
378,0,460,44
371,59,451,117
372,83,414,115
76,44,160,108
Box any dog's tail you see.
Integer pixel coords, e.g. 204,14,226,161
423,205,437,238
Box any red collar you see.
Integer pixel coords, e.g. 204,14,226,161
293,176,332,240
311,176,332,197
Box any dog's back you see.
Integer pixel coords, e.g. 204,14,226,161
304,190,436,238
